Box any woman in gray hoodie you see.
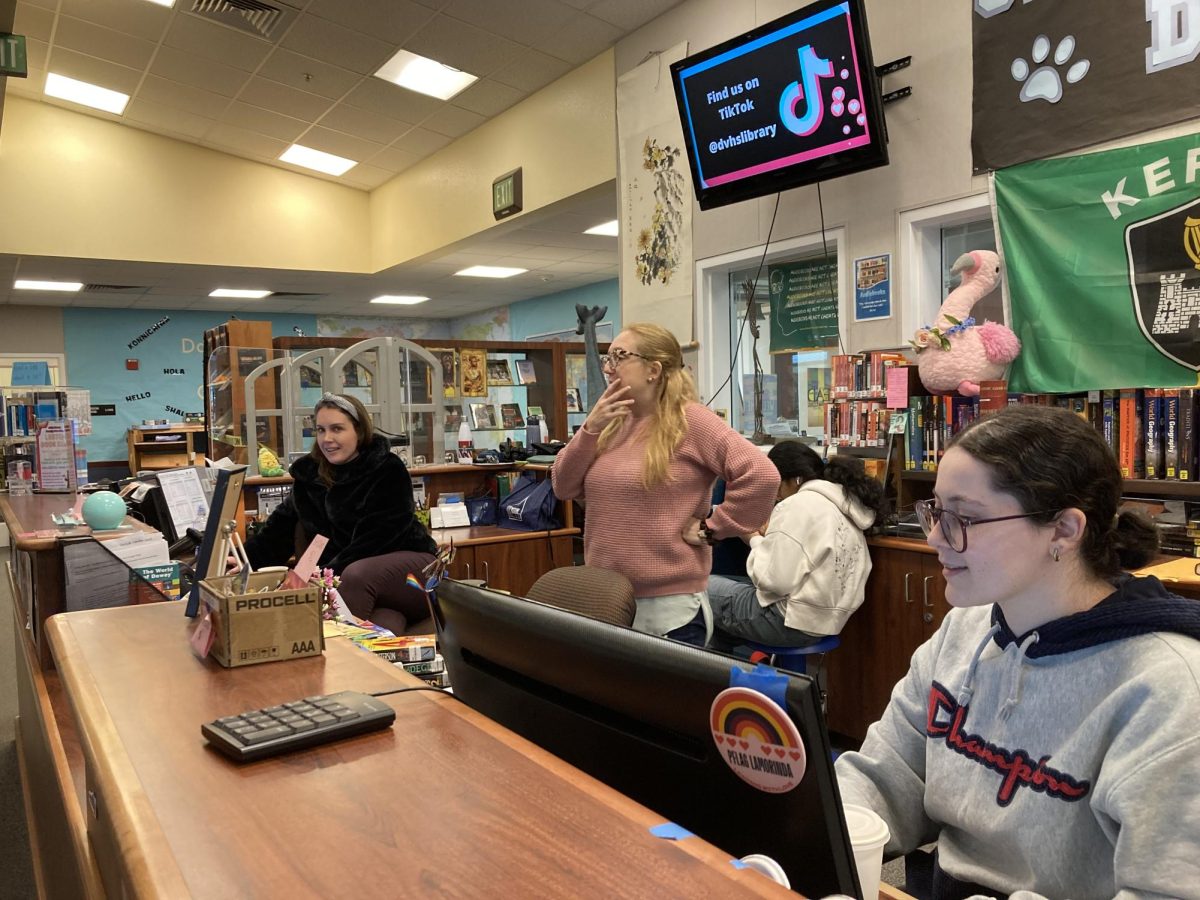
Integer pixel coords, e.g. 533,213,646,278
836,404,1200,899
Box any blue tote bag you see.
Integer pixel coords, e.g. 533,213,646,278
497,472,559,531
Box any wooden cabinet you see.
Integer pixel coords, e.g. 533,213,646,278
126,422,205,472
825,537,950,742
204,319,277,466
447,532,575,596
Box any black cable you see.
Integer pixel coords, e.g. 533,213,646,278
815,182,848,356
370,684,462,701
707,192,782,408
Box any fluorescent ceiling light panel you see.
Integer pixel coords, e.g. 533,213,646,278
279,144,357,176
44,73,129,115
209,289,272,299
584,220,620,236
142,0,175,7
14,279,83,292
371,295,430,305
375,50,477,100
454,266,527,279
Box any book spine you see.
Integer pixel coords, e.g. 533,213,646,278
1118,389,1135,479
1180,389,1198,482
1164,390,1181,479
1144,389,1163,479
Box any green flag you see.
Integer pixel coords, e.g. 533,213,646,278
994,131,1200,393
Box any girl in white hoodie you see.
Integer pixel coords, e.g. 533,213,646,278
708,441,888,648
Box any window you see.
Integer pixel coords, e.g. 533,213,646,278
695,229,846,445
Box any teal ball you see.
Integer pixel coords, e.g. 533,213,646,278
82,491,127,531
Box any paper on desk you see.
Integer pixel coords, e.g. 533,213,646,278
156,467,209,534
100,531,170,569
1135,556,1200,584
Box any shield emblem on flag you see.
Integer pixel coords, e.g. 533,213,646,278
1126,196,1200,371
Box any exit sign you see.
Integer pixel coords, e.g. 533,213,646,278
492,167,522,220
0,34,27,78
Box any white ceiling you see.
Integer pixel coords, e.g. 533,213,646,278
0,0,686,318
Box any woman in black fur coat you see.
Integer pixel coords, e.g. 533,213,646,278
245,393,437,634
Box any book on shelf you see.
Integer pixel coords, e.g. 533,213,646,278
514,359,537,384
1179,388,1198,481
1164,389,1180,478
1145,388,1164,478
469,402,497,430
130,562,183,602
499,402,525,428
486,359,514,386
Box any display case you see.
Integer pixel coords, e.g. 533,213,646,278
203,320,277,467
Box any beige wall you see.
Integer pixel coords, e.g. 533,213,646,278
369,50,616,271
0,98,371,273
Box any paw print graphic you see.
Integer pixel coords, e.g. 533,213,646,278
1011,34,1090,103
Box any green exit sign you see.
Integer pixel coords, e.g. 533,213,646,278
492,167,522,220
0,34,27,78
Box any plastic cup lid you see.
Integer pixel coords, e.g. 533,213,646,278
842,803,890,848
738,853,790,888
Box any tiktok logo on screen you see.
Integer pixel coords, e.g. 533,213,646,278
779,45,867,138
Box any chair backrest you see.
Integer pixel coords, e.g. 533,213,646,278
525,565,637,628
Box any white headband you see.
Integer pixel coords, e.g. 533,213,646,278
317,392,359,421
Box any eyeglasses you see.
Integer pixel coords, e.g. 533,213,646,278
600,349,649,369
914,499,1056,553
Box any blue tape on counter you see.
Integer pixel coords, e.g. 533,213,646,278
730,859,749,869
729,662,789,709
650,823,695,841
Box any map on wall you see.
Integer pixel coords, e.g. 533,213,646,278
618,42,694,339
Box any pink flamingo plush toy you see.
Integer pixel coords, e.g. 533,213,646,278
912,250,1021,396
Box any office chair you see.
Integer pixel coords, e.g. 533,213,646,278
744,635,841,716
525,565,637,628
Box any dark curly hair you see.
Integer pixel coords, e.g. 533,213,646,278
949,405,1158,577
767,440,889,529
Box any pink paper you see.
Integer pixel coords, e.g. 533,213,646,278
288,534,329,587
886,367,909,410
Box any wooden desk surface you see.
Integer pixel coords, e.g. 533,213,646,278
0,492,153,552
46,603,793,899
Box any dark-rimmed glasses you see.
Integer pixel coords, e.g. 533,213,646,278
600,349,649,369
914,499,1056,553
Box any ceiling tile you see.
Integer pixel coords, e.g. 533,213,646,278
280,13,395,76
204,123,289,161
163,13,273,73
405,14,524,77
59,0,172,42
392,127,452,156
238,76,335,122
342,164,395,191
45,47,142,94
306,0,435,46
442,0,576,47
342,76,441,122
221,101,308,142
587,0,683,31
421,103,485,138
256,49,363,101
366,145,421,173
297,125,384,164
138,74,232,120
14,3,55,42
490,49,572,93
319,103,413,145
54,16,158,71
543,13,624,65
450,79,523,118
125,98,217,142
148,45,250,97
23,36,48,73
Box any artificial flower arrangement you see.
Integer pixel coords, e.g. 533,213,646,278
909,315,976,353
311,567,344,621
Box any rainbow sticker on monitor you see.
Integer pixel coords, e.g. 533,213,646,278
711,686,806,793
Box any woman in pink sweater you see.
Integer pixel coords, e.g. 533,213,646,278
551,323,779,646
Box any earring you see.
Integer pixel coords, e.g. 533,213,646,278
1051,547,1061,562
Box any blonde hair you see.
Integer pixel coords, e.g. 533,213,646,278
597,322,697,488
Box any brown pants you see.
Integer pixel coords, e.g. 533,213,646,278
339,550,438,635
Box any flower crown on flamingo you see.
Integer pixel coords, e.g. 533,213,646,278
909,315,976,353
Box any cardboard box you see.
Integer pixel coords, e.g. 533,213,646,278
200,571,324,668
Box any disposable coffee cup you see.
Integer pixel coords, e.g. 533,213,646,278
738,854,790,889
842,803,889,899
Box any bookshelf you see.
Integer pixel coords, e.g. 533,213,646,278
126,423,206,472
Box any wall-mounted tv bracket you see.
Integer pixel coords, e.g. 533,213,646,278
875,55,912,105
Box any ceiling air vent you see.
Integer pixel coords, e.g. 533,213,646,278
187,0,298,41
82,284,147,292
268,292,327,301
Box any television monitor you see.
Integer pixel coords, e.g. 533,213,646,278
670,0,888,210
431,579,861,897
